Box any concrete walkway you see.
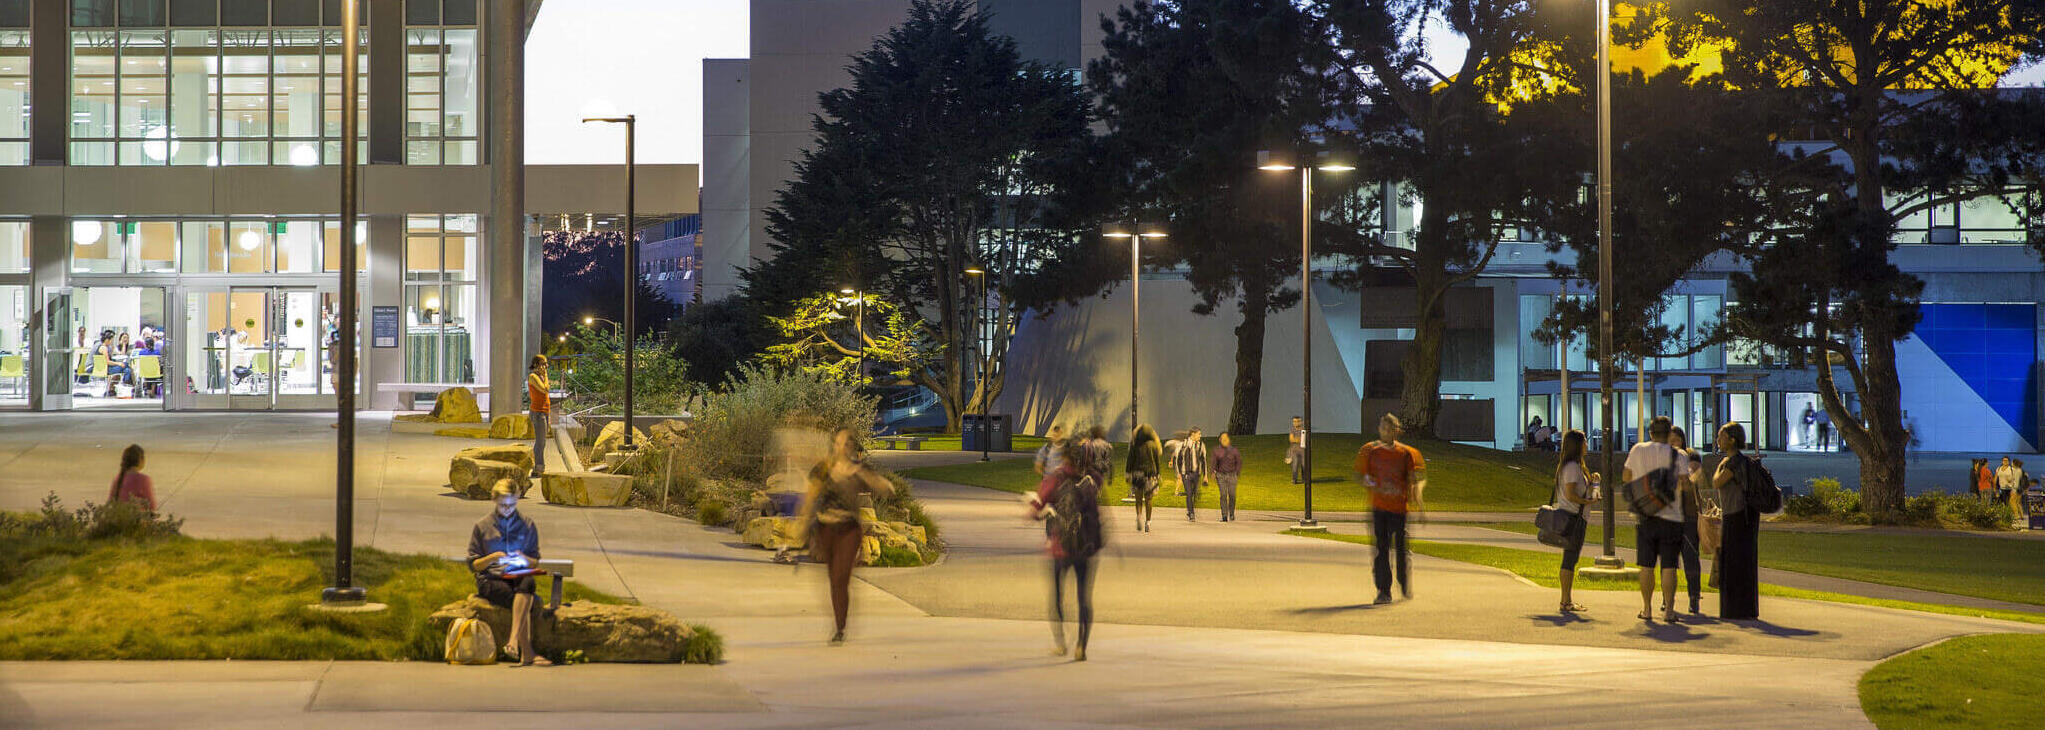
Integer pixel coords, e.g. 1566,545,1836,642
0,413,2036,727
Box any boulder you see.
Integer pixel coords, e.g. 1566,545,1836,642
427,387,484,424
435,427,493,439
646,419,689,446
427,596,695,663
740,516,807,550
541,471,633,507
454,444,534,476
590,421,650,461
394,413,440,423
489,414,533,440
450,457,530,499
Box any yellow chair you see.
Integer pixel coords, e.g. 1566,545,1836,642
89,355,110,396
0,353,22,395
132,355,163,398
249,351,272,393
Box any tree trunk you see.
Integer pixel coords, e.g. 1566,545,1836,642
1844,334,1909,516
1227,284,1271,435
1399,279,1449,439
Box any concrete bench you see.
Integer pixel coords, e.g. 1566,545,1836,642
535,558,575,613
876,435,929,450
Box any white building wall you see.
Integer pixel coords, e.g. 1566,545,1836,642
701,58,751,303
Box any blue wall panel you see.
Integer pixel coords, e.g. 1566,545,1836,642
1917,303,2036,447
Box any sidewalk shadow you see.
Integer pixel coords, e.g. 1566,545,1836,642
1636,621,1710,644
1527,612,1595,627
1728,619,1825,638
1289,603,1384,615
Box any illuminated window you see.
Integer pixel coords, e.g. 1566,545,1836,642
406,0,477,165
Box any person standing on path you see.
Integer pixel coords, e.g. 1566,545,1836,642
1172,427,1210,521
1034,424,1069,477
1126,424,1164,532
1711,423,1761,620
1975,458,1996,502
1800,403,1816,450
1029,439,1105,662
1287,416,1308,484
1671,427,1708,616
1357,414,1426,604
1997,456,2021,506
798,428,895,645
527,355,551,477
1079,425,1113,489
1551,430,1596,613
107,444,157,512
1624,416,1689,624
1814,408,1832,451
2014,459,2033,530
1213,433,1243,522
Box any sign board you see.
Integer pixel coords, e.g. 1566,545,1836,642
371,306,400,348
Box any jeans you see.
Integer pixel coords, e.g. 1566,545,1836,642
1180,472,1201,518
1217,474,1238,521
1050,555,1096,651
1288,446,1305,483
529,411,550,475
1372,509,1410,595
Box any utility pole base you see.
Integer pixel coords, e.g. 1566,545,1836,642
313,586,386,613
1291,520,1328,533
1579,556,1639,579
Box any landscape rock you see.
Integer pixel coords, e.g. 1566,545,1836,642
454,444,534,476
646,419,690,446
541,471,633,507
435,427,493,439
427,387,484,424
427,596,694,663
741,516,808,550
589,421,650,462
450,457,530,499
489,414,533,440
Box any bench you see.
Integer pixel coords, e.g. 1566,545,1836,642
876,435,929,451
535,558,575,613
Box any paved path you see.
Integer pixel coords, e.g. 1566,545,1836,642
1,413,2037,728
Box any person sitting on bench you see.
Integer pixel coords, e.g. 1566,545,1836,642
466,480,552,667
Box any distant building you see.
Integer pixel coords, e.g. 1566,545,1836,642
639,215,702,310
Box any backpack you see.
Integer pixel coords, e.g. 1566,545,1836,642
1050,474,1103,559
1083,440,1114,481
1743,456,1784,514
1621,446,1679,519
444,617,498,665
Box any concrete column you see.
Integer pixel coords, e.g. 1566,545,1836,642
29,0,64,164
484,0,526,420
524,225,543,357
367,0,404,165
27,215,65,410
365,214,404,408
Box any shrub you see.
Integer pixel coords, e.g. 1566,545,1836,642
0,493,184,541
1778,483,2015,530
680,365,878,484
695,500,729,527
557,322,699,417
871,544,925,567
683,624,724,664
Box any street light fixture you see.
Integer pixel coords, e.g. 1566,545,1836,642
1258,149,1351,532
963,265,992,462
1102,222,1167,438
583,114,638,450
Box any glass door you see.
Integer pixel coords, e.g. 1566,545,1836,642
272,287,329,408
39,287,73,410
227,286,275,409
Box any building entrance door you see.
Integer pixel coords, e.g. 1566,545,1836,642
38,287,73,411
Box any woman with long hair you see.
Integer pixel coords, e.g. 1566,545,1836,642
798,427,894,645
107,444,156,511
1124,424,1164,532
1711,423,1761,620
526,355,551,477
1551,430,1595,612
1670,426,1707,615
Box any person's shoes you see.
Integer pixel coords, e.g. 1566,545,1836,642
1401,584,1412,600
503,643,518,661
829,630,845,646
1051,643,1067,657
1187,515,1195,522
521,655,553,667
1373,592,1394,605
1638,609,1655,623
1560,601,1588,613
1074,646,1087,662
1689,596,1703,614
1662,605,1679,624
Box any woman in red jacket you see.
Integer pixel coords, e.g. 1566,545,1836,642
107,444,156,511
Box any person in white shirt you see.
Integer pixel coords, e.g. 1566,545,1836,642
1996,457,2022,504
1552,430,1599,613
1623,416,1693,624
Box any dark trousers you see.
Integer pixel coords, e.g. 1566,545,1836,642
1681,517,1703,602
1371,509,1410,595
1180,472,1201,517
1719,508,1761,619
530,411,549,475
820,522,864,631
1049,555,1096,650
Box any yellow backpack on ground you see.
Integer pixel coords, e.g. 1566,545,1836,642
444,617,498,665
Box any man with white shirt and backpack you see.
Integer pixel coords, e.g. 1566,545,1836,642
1623,416,1695,624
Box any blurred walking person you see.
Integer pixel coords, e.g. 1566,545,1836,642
1172,427,1210,521
798,428,895,645
1034,424,1069,477
1213,432,1243,522
1126,424,1163,532
1079,425,1114,489
1029,439,1105,661
1712,423,1761,620
1287,416,1307,484
1357,414,1426,604
1551,430,1596,612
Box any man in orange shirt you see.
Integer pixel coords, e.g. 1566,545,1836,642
1356,413,1427,605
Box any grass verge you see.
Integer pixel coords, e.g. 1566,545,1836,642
0,533,625,661
902,433,1553,513
1284,529,2045,626
1469,521,2045,608
1859,634,2045,729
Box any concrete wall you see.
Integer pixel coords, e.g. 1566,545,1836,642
701,58,751,303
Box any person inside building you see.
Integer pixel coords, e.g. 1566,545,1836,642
466,479,551,667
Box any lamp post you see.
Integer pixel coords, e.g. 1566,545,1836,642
321,0,365,608
1584,0,1632,576
1101,222,1167,438
964,265,990,461
1260,150,1351,531
582,114,637,449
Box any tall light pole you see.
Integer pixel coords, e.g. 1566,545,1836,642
1260,150,1351,531
964,265,990,460
1585,0,1632,576
1102,222,1167,438
321,0,365,608
582,115,637,449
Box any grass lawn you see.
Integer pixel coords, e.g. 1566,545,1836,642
0,534,623,661
1860,634,2045,729
1471,522,2045,608
1285,530,2045,626
900,433,1555,513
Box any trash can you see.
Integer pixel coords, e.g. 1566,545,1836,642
961,414,1013,452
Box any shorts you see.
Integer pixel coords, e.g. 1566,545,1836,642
1128,472,1159,498
1636,517,1684,569
475,573,537,609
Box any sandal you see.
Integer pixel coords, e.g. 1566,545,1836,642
1637,609,1654,622
1661,604,1678,624
1560,601,1587,613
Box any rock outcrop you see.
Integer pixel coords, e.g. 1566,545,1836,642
541,471,633,507
450,457,530,499
454,444,534,475
427,596,695,663
489,414,533,440
588,421,650,463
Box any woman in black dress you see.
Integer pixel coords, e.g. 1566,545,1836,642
1711,423,1760,620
